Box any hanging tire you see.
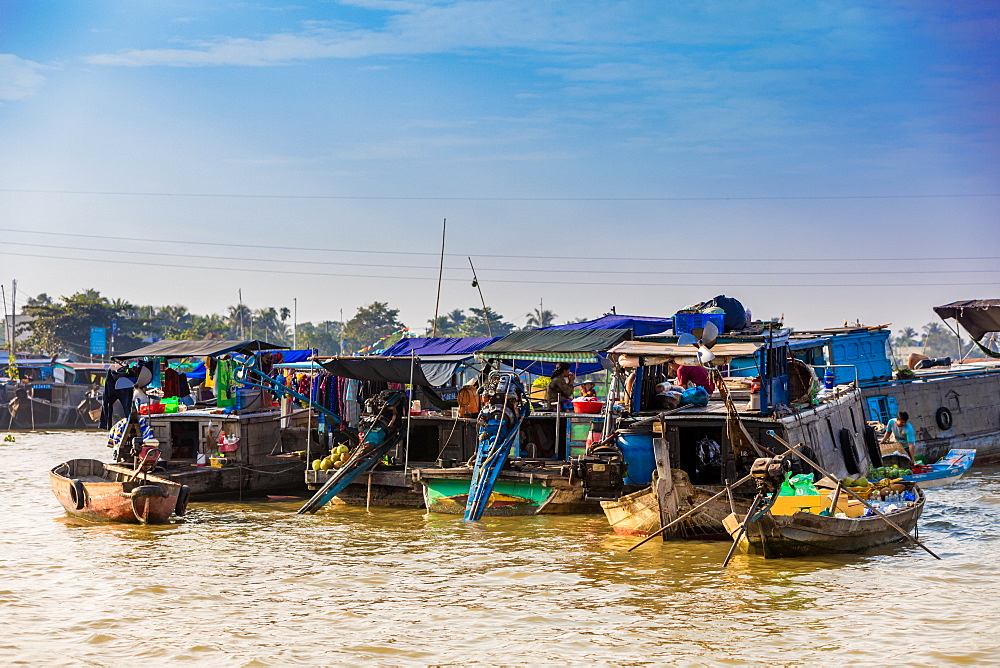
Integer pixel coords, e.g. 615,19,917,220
936,406,953,430
175,485,191,517
839,428,859,475
69,479,87,510
863,424,882,467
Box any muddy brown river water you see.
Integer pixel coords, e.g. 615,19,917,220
2,431,999,666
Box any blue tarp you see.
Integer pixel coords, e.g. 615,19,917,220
382,336,500,357
544,314,674,337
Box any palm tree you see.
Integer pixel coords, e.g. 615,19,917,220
895,326,918,347
525,307,557,329
227,304,253,338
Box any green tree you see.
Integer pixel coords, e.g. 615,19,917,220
157,305,193,338
895,326,919,347
296,320,344,355
342,302,406,354
19,290,155,356
227,304,253,338
179,314,228,340
922,321,961,358
428,309,467,336
458,307,513,337
525,307,557,329
253,307,290,344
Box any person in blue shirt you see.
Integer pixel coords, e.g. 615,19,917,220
880,411,916,463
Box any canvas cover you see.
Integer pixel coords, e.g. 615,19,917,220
114,340,287,360
934,299,1000,342
316,356,459,388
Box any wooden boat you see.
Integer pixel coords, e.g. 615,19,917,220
49,459,189,524
900,449,975,489
601,469,750,539
723,487,925,558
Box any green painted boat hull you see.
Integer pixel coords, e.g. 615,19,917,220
423,477,555,516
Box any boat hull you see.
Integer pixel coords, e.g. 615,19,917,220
50,459,184,524
724,492,925,558
418,468,598,516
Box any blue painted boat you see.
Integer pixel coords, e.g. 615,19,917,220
464,371,530,521
902,449,975,488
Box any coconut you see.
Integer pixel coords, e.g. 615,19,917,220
311,459,322,471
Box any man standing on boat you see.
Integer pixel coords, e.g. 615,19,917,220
880,411,916,463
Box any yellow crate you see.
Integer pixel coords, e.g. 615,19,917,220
209,456,225,468
770,494,865,518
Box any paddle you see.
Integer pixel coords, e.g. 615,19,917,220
765,430,941,560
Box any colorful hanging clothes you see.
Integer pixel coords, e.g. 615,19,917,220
216,358,235,407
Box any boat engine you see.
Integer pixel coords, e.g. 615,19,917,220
579,444,626,500
750,454,791,497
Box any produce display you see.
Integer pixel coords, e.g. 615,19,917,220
311,444,353,472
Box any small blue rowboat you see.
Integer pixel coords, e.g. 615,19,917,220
898,449,976,489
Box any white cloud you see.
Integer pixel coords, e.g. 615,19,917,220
0,54,48,101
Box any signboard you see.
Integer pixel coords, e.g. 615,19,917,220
90,327,107,356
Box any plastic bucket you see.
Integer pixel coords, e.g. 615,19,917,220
572,400,605,414
617,430,656,485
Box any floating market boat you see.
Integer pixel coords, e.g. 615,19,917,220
723,485,925,558
49,458,188,524
871,449,975,489
600,327,881,540
791,301,1000,466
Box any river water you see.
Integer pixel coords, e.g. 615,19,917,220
2,431,998,666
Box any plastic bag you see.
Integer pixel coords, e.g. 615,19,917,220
681,386,709,407
779,472,820,496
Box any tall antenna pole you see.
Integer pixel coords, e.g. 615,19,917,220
432,218,447,337
468,257,492,337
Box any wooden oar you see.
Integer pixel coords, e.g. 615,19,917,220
722,493,766,567
765,430,941,560
627,473,752,552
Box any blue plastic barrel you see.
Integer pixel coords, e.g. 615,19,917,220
617,430,656,485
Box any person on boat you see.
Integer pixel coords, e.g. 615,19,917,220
880,411,916,463
546,363,576,408
578,379,598,399
667,360,716,395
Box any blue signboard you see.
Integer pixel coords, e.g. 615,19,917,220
90,327,107,355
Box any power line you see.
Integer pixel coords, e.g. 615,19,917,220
5,250,999,288
1,227,997,264
1,188,999,201
3,240,998,277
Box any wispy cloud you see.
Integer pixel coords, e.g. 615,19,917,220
0,54,49,101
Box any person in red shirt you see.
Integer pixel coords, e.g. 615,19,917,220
668,360,715,394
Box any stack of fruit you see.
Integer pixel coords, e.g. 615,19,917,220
312,444,352,471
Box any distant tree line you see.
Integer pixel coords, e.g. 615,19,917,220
10,290,579,358
892,322,986,359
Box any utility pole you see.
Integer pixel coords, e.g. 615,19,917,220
293,297,298,349
238,289,244,339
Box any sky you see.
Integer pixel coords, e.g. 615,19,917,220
0,0,997,334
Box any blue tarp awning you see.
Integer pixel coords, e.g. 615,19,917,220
381,336,500,357
544,314,674,337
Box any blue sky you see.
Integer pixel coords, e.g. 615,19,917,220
0,1,997,332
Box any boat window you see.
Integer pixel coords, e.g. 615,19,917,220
170,422,200,459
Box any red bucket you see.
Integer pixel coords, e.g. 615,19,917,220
572,400,605,414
